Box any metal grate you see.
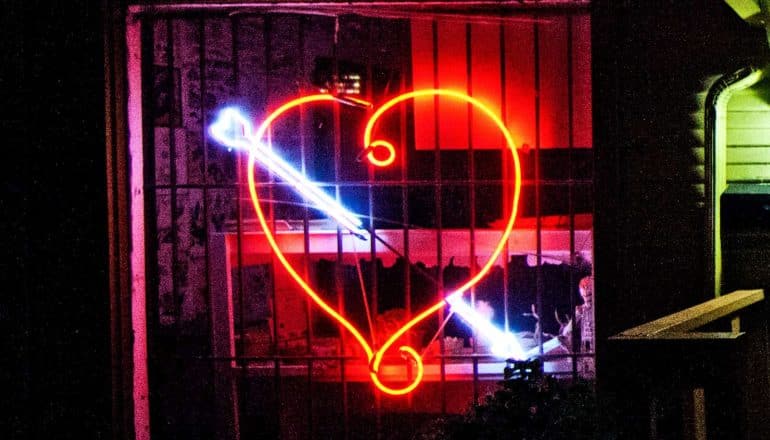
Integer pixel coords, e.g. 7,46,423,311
134,6,593,438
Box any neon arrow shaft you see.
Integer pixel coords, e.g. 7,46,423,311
446,293,526,360
209,108,368,239
447,293,564,359
251,145,366,238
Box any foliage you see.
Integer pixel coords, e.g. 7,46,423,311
413,359,598,440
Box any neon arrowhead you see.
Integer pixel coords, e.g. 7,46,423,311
208,107,253,152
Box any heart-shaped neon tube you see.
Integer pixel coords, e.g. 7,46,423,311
244,96,425,395
210,90,521,396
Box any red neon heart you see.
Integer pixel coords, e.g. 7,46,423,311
246,90,521,395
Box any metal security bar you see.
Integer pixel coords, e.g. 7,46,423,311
132,5,593,439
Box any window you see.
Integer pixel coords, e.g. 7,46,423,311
127,3,593,437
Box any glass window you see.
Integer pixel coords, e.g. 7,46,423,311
131,5,593,438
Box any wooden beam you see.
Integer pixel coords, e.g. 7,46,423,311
611,289,763,339
610,331,745,341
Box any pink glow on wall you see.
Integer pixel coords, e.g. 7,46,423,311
127,16,150,440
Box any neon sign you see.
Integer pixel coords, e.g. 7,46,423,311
209,90,522,395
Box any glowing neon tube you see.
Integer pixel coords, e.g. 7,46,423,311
366,89,523,391
523,337,563,358
445,293,526,360
210,90,521,396
209,107,369,240
446,294,563,359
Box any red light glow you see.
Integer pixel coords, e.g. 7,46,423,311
245,90,521,395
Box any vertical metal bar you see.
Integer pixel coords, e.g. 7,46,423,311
499,19,511,338
432,19,447,416
296,15,315,440
364,17,384,437
367,17,378,323
368,103,379,343
533,15,544,357
163,28,187,437
230,13,246,440
166,17,181,346
331,18,350,438
401,15,411,325
465,21,479,405
400,17,414,411
566,13,578,381
261,13,284,431
200,15,222,438
230,16,246,365
336,224,349,440
199,15,213,365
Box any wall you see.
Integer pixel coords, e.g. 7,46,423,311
137,4,595,438
726,81,770,182
592,0,769,437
